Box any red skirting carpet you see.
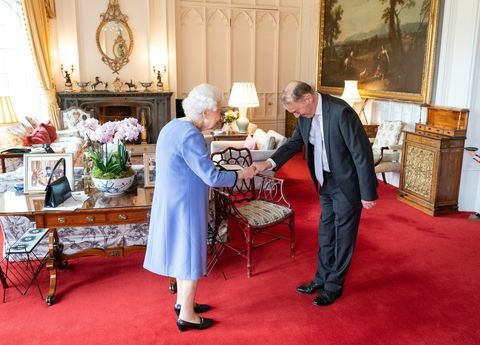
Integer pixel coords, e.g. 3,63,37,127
1,153,480,345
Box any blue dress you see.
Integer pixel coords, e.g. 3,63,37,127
143,119,236,280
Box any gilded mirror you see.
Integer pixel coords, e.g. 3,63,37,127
96,0,133,74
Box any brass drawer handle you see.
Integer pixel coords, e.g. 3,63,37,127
86,216,95,223
118,214,127,221
57,217,66,224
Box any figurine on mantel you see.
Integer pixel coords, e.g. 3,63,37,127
91,76,104,91
125,79,137,92
112,77,123,92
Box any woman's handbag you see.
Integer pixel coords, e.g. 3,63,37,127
44,158,72,208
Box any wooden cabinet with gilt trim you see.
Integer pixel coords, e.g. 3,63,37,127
397,105,469,216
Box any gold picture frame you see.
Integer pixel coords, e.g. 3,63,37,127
143,153,156,188
317,0,441,103
23,153,74,194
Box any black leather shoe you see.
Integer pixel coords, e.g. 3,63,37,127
174,303,211,316
312,289,343,306
296,281,323,294
177,317,214,332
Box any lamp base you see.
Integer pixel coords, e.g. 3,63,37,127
236,117,249,133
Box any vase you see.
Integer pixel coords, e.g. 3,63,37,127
92,175,135,195
225,121,236,133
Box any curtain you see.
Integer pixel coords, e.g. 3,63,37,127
22,0,60,128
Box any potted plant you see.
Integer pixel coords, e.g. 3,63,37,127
78,118,144,195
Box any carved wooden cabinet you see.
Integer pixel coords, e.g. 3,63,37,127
397,105,469,216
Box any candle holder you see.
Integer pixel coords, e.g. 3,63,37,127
153,65,167,91
61,64,74,92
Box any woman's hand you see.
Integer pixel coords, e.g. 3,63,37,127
237,165,258,180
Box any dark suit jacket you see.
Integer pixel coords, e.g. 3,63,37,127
271,93,378,204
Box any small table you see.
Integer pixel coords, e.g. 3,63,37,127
0,153,23,173
211,131,249,141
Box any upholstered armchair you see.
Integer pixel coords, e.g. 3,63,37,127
60,107,93,131
372,121,404,184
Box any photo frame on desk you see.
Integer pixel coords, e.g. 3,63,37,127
24,153,74,194
143,153,156,188
25,194,46,211
317,0,440,103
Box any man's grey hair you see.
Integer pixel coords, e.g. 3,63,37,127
281,81,315,105
182,84,222,121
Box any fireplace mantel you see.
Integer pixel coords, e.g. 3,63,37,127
57,91,172,144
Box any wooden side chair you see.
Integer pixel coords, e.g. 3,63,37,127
211,147,295,277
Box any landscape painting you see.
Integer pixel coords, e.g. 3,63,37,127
317,0,440,103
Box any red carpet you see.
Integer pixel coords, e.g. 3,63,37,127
1,153,480,345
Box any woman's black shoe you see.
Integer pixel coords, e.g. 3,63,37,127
177,317,214,332
174,303,211,316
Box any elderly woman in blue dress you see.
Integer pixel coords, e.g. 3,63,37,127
144,84,256,332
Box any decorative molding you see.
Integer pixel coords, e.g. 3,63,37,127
232,10,254,27
207,8,229,26
180,7,204,25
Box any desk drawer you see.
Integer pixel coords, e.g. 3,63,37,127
46,213,107,227
107,210,150,224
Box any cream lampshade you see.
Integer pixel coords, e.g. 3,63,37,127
0,96,19,125
228,82,259,133
341,80,361,106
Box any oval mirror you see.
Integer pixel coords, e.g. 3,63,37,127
96,1,133,73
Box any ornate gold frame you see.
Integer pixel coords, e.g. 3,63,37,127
316,0,441,103
96,0,134,74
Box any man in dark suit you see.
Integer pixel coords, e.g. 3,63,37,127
253,81,378,306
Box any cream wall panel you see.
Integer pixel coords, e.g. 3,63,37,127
278,12,299,121
231,10,255,82
255,11,278,121
179,7,206,94
206,9,230,89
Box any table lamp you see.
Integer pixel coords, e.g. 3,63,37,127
341,80,368,124
228,82,259,133
0,96,19,126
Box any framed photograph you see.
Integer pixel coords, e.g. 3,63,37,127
145,188,155,204
24,153,74,194
25,194,46,211
317,0,440,103
143,153,156,188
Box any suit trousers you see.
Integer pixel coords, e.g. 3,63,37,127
313,171,362,292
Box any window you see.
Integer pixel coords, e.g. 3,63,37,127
0,0,48,122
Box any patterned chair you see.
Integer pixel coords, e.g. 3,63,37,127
372,121,404,184
211,147,295,277
60,107,93,130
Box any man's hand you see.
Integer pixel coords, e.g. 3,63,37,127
361,200,376,210
237,165,258,180
252,160,273,173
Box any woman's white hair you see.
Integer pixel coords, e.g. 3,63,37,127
182,83,222,121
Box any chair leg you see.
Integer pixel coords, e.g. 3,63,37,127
246,226,252,278
381,172,388,184
290,216,295,257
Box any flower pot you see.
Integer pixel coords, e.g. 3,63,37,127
91,175,135,195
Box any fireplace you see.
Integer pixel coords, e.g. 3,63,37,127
57,91,172,144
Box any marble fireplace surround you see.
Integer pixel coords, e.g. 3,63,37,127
57,91,172,144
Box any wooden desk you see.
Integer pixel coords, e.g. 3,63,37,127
211,131,248,141
0,188,177,305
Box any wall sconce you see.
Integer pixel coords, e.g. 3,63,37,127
228,82,259,133
0,96,19,126
341,80,368,124
153,65,167,91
